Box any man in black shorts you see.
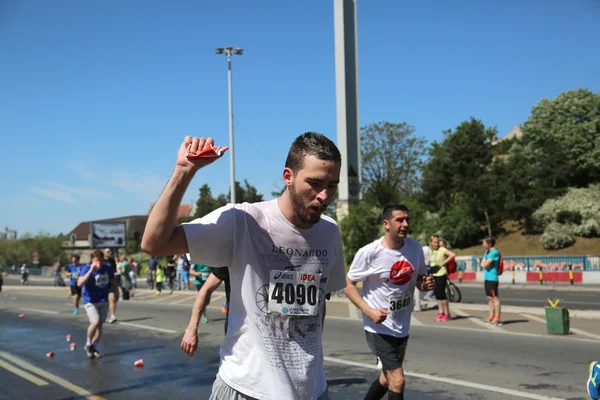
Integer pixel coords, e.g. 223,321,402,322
345,205,435,400
65,255,84,315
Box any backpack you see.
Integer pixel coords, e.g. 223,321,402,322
497,254,504,276
447,258,457,275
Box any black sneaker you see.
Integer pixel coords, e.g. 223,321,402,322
85,345,95,359
91,346,102,358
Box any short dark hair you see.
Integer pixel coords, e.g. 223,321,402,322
484,236,496,247
284,132,342,172
381,204,410,221
72,254,80,261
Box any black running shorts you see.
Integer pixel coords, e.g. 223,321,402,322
70,285,82,296
433,274,448,300
365,331,408,371
485,280,499,297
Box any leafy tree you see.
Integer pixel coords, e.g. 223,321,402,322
339,202,381,266
361,122,427,207
506,89,600,225
0,233,66,266
194,184,221,218
420,118,498,244
216,180,264,205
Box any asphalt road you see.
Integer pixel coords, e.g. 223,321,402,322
0,289,596,399
6,274,600,310
451,284,600,310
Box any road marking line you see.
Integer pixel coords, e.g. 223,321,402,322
410,314,423,326
20,307,59,315
166,295,195,305
323,356,564,400
0,359,48,386
118,322,177,334
453,309,503,331
0,352,105,400
521,313,600,341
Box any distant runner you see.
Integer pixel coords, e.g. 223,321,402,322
78,249,117,358
65,254,84,315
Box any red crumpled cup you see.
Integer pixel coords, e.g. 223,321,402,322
186,144,225,160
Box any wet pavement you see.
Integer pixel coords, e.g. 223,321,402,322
0,289,596,399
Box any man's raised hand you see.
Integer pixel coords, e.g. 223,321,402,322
176,136,229,172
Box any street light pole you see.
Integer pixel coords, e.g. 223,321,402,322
216,47,243,205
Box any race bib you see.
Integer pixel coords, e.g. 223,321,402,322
388,293,412,315
95,273,109,288
268,270,321,316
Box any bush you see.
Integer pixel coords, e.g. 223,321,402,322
533,184,600,248
540,222,575,250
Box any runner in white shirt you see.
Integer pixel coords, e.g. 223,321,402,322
143,132,346,400
344,205,435,400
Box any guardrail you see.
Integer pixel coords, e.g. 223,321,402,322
456,255,600,272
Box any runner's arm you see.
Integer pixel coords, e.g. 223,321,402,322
343,277,372,314
77,266,95,287
186,274,223,332
188,269,200,277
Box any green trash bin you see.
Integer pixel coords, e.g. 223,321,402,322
545,306,570,335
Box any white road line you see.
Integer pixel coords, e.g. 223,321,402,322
323,356,564,400
167,296,195,305
453,308,504,331
117,322,177,334
521,313,600,341
410,314,423,326
19,307,59,315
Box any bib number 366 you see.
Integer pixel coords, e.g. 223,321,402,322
268,270,321,316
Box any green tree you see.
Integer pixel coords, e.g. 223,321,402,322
339,202,381,266
194,184,221,218
506,89,600,226
361,122,428,207
216,180,264,205
420,118,499,245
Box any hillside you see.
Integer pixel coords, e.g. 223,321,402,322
453,223,600,256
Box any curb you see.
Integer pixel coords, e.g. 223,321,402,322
451,282,600,292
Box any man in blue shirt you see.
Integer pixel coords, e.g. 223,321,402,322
481,236,502,326
65,255,83,315
78,249,117,358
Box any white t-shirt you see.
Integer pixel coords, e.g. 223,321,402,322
183,199,346,400
422,245,431,266
347,237,427,338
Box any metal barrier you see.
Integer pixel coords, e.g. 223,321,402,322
456,255,600,272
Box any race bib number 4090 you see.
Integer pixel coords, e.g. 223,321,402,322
268,270,321,316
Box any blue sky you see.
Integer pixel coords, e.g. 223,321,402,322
1,0,599,236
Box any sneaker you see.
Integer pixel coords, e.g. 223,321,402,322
445,313,452,321
588,361,600,400
108,315,117,324
91,346,102,358
434,313,445,322
73,309,79,315
491,317,503,327
85,345,95,359
201,316,208,324
487,315,494,323
155,291,161,296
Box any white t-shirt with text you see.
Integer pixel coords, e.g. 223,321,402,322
183,199,347,400
347,237,426,338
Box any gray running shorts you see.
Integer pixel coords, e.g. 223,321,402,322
209,374,330,400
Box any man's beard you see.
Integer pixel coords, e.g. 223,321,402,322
288,183,327,227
